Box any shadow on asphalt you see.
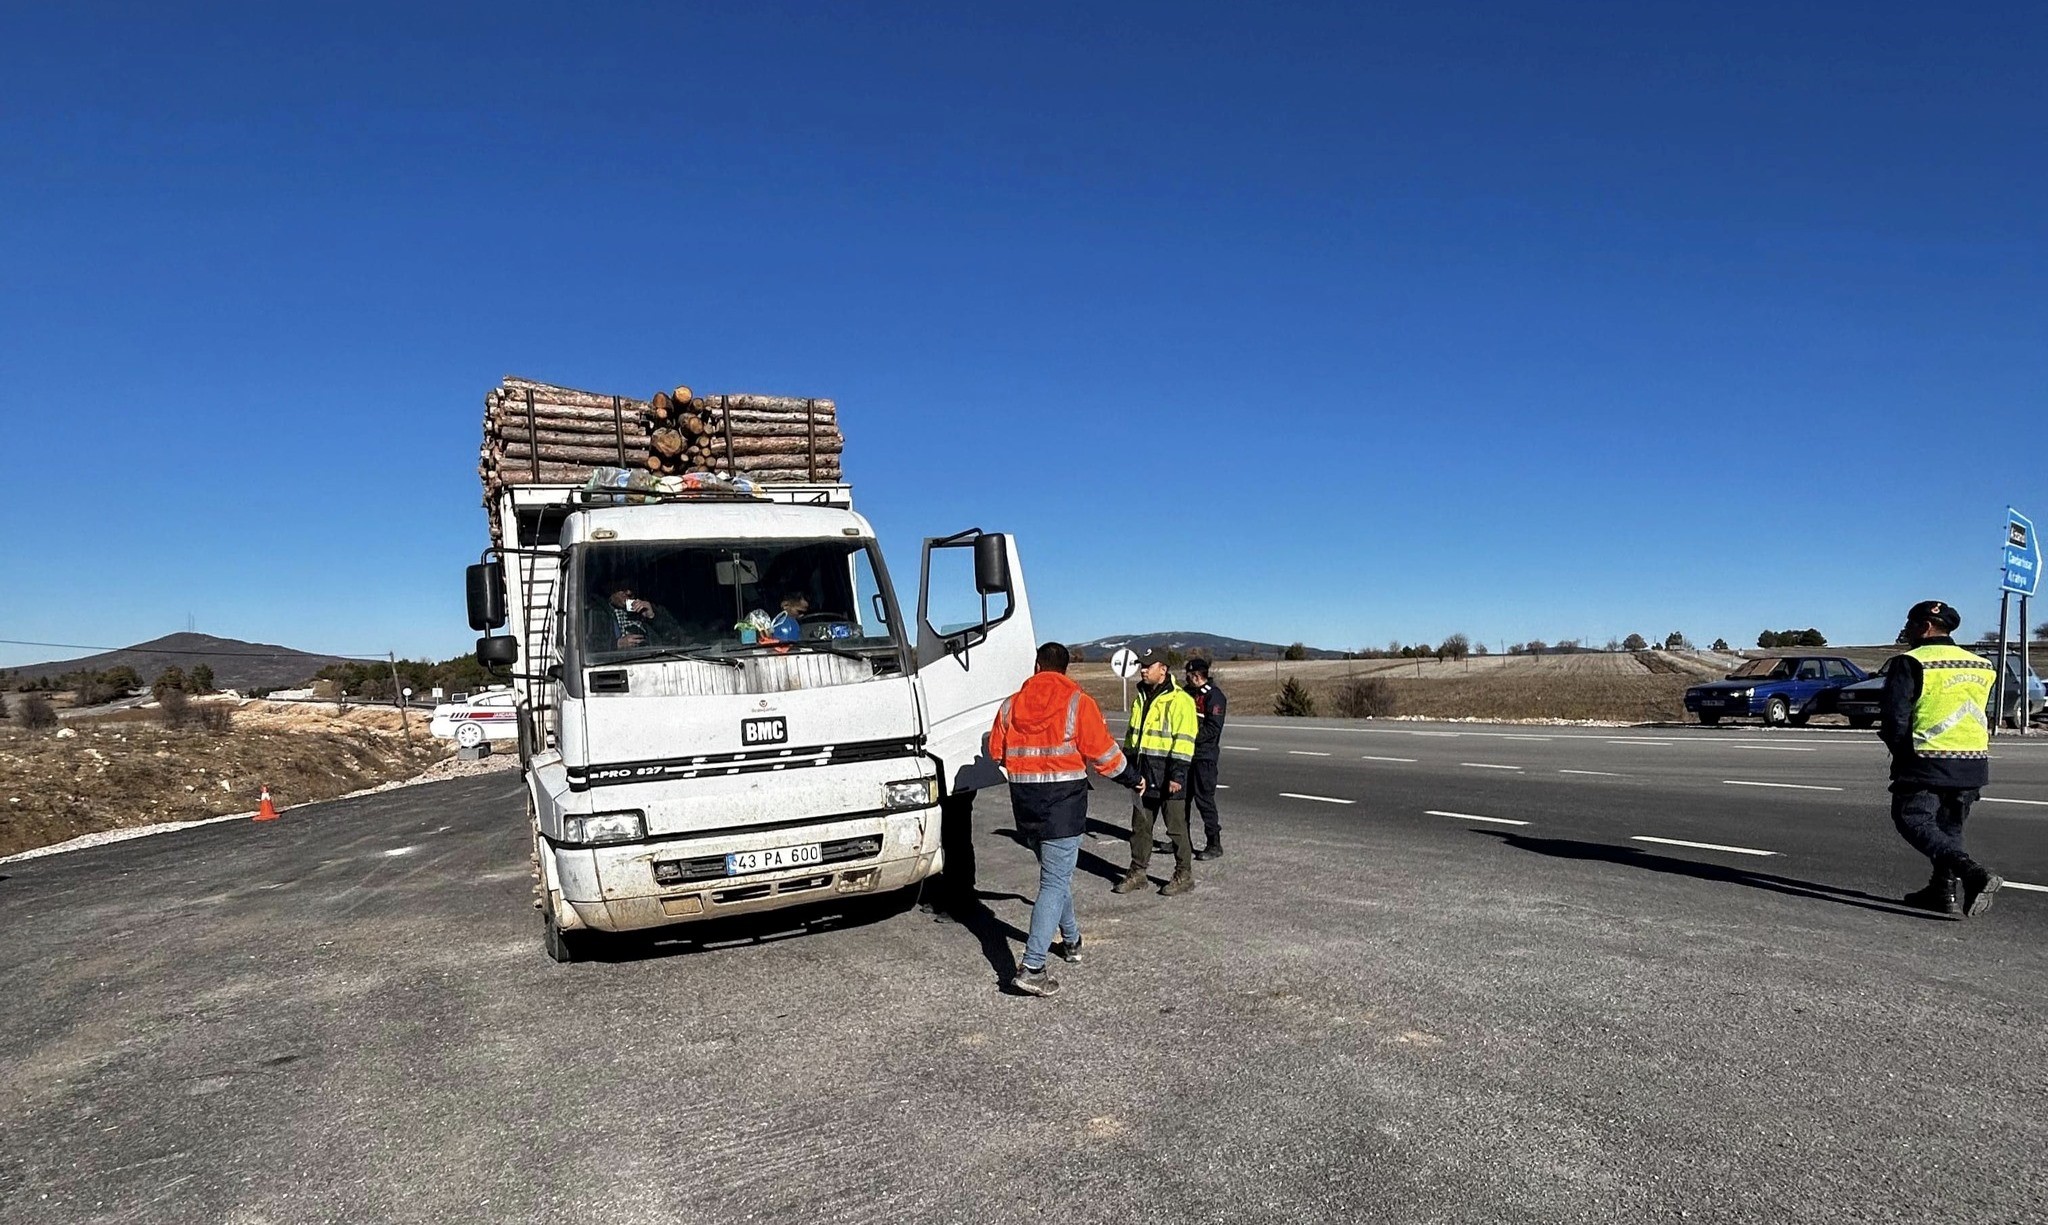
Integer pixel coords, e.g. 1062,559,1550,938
996,823,1129,887
574,890,927,963
1477,831,1948,920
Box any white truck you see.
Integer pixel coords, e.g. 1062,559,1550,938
465,476,1034,961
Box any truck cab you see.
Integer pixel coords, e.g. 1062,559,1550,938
468,481,1032,960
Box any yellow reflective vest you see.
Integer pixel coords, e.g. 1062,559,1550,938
1128,680,1198,762
1906,644,1995,759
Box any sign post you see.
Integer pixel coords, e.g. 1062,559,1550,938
1998,509,2038,738
1109,647,1140,715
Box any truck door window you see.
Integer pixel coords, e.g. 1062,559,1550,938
924,543,1011,639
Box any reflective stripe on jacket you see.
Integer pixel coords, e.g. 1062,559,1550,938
1128,680,1198,762
989,671,1129,785
1906,643,1995,759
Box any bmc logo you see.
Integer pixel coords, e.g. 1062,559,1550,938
742,717,789,746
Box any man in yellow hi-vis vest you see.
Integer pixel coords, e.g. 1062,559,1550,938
1115,647,1201,897
1881,600,2003,918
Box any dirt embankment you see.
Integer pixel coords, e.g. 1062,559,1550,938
0,701,451,859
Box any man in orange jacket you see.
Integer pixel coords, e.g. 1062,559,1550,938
989,642,1142,997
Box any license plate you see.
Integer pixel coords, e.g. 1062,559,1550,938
1700,699,1726,708
724,844,822,875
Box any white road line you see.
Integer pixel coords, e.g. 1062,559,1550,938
1559,769,1622,777
1727,745,1816,752
2004,881,2048,893
1224,746,1260,752
1361,755,1418,763
1287,750,1333,757
1980,797,2048,807
1630,835,1776,857
1460,762,1523,771
1280,793,1355,805
1215,784,1229,790
1722,780,1844,792
1426,809,1529,826
1612,740,1671,746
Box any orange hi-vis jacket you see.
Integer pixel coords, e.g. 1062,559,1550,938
989,671,1130,787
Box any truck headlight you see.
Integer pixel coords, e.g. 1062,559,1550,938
883,779,936,810
563,811,645,845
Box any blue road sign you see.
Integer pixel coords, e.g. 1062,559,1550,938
2004,508,2039,596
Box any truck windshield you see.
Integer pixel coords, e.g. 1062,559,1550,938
573,538,905,675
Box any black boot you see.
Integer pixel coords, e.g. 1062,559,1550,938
1901,869,1960,918
1960,867,2005,918
1195,832,1224,861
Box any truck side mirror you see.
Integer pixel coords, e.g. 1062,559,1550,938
973,534,1010,596
467,562,506,630
476,635,519,667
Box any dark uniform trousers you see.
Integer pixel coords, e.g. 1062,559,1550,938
1188,755,1222,843
1129,790,1193,875
1889,783,1981,877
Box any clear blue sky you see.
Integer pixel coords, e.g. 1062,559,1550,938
3,2,2042,668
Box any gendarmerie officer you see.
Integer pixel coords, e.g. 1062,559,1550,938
1882,600,2003,918
1184,658,1228,860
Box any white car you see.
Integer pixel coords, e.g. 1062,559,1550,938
429,690,520,749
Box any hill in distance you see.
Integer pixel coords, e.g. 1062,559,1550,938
1070,631,1350,661
4,633,350,692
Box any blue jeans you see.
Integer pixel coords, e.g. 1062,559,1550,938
1021,834,1082,971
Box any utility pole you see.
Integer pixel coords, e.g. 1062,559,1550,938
388,652,415,752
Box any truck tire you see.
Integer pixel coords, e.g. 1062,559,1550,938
1698,712,1721,725
542,906,586,963
1764,697,1791,726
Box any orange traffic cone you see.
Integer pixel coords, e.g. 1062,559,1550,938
254,785,279,822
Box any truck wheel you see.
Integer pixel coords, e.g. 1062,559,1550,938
455,721,486,749
1848,715,1875,730
542,906,585,963
1697,712,1721,725
1764,697,1791,726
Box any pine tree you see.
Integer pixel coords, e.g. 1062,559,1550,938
1274,677,1317,717
189,664,216,695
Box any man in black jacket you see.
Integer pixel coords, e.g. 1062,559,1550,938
1881,600,2003,918
1185,659,1229,859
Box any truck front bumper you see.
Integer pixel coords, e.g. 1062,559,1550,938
543,806,940,932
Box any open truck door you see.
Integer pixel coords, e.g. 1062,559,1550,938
915,530,1035,794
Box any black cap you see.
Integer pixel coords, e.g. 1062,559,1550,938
1136,646,1171,668
1185,657,1211,675
1903,600,1962,635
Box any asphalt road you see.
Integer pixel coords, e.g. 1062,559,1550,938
3,720,2046,1223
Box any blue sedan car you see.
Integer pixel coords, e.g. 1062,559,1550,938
1683,655,1869,726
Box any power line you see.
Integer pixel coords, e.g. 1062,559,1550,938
0,637,390,662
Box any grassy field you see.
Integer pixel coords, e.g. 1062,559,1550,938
1075,650,1739,724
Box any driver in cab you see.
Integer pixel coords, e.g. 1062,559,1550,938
587,577,683,655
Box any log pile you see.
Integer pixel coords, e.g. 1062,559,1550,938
480,376,844,496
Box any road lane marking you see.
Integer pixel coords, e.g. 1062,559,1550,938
1559,769,1622,777
2004,881,2048,893
1722,780,1844,792
1727,745,1817,752
1224,746,1260,752
1613,740,1672,746
1426,810,1529,826
1630,836,1776,857
1361,755,1418,763
1280,793,1355,805
1980,797,2048,807
1288,750,1333,757
1460,762,1523,771
1216,784,1229,789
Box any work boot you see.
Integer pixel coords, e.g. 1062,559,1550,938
1112,867,1150,894
1901,870,1960,918
1052,935,1083,965
1158,870,1196,897
1012,965,1060,997
1195,833,1224,862
1961,868,2005,918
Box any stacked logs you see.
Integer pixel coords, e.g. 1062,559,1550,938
645,391,843,483
479,376,844,495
